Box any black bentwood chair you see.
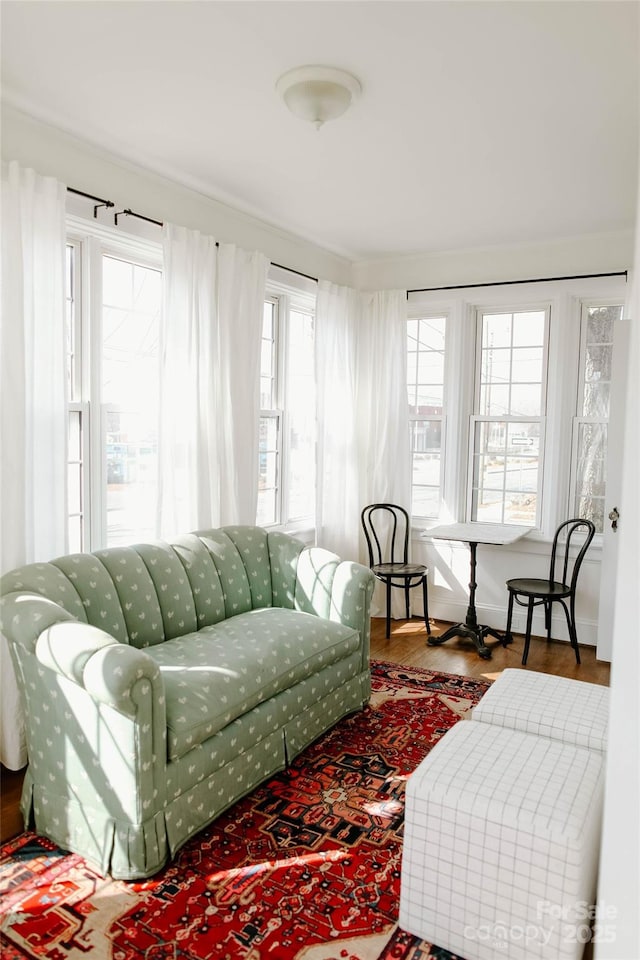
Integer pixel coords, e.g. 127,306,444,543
361,503,431,639
504,518,596,666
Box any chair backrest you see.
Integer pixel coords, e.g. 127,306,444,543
361,503,410,567
549,518,596,589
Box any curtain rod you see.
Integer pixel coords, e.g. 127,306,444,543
68,189,628,293
407,270,627,295
67,186,319,284
114,207,163,228
67,186,114,218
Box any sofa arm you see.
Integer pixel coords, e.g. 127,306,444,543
294,547,375,669
328,560,376,629
1,591,78,653
36,621,164,719
23,621,168,831
328,560,376,667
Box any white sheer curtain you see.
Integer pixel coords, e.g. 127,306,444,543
217,243,269,524
357,290,411,511
158,225,219,534
1,161,67,769
315,282,361,559
158,226,268,534
316,282,411,619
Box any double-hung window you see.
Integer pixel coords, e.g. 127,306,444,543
407,275,626,555
68,228,316,545
258,286,316,528
258,299,281,525
65,221,162,550
101,253,161,546
407,316,446,518
66,241,85,552
470,307,548,526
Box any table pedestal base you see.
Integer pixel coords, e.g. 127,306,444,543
426,539,512,659
427,622,511,660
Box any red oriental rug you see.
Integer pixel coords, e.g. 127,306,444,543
0,660,489,960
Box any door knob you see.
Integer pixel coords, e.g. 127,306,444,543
608,507,619,531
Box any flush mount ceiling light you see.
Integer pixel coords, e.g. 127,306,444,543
276,66,361,130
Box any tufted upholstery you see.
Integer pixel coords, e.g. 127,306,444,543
1,526,375,879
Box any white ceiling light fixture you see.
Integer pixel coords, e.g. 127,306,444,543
276,66,362,130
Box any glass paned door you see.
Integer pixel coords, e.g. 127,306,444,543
573,304,620,533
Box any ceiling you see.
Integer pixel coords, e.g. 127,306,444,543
1,0,638,261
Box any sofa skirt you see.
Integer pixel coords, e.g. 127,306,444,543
21,769,169,879
20,663,369,880
163,667,369,858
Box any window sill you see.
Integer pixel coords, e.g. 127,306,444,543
412,526,603,560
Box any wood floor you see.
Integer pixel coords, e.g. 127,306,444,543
370,616,611,686
0,618,610,845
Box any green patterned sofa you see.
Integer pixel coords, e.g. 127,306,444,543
1,526,375,879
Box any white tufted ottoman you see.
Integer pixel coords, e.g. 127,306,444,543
471,668,609,752
399,720,604,960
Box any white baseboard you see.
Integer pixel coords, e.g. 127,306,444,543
405,596,597,648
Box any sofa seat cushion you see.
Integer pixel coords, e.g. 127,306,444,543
145,607,361,761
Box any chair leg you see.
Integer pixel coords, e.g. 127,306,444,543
422,577,431,635
504,590,515,646
567,597,581,665
522,598,534,666
385,579,392,639
405,584,410,620
545,600,552,641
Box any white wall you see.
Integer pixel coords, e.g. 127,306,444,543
352,231,635,292
412,536,602,646
1,104,352,286
7,103,634,297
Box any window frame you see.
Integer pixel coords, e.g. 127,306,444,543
65,216,163,551
261,276,316,533
258,296,283,527
407,274,627,542
406,314,448,520
282,294,316,527
66,239,90,552
467,302,550,528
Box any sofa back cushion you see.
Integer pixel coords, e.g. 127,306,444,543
1,526,304,650
53,554,128,640
193,529,254,618
222,526,273,610
170,534,227,629
267,531,306,608
134,542,198,641
93,547,167,647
